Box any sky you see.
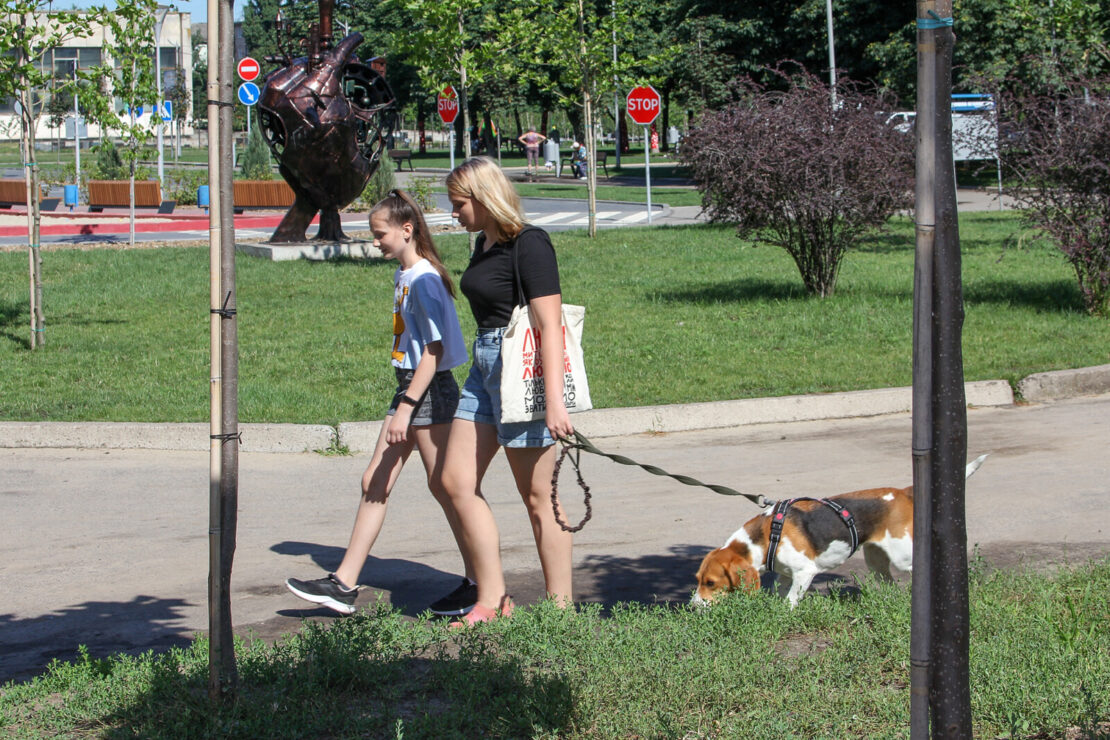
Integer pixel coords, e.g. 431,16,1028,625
60,0,241,25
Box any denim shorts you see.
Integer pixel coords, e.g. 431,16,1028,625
387,367,459,426
455,327,554,448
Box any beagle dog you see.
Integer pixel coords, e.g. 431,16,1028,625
692,455,988,607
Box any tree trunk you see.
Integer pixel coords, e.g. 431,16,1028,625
578,0,596,237
19,82,45,349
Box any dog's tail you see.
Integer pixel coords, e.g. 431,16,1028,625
965,453,989,480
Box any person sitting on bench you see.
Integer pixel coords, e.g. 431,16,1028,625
569,140,588,180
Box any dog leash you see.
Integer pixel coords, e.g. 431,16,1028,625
549,431,776,532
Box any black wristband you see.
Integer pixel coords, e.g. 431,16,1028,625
398,394,420,407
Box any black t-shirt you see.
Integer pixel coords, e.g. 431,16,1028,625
460,226,561,328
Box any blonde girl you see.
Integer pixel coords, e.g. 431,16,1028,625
439,156,575,626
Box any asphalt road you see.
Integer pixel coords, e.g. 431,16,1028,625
2,393,1108,684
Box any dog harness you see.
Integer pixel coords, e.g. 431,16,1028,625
765,498,859,573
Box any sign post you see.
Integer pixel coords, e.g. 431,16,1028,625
238,58,261,138
626,85,661,223
437,85,460,172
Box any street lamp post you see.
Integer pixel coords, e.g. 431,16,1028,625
154,5,171,187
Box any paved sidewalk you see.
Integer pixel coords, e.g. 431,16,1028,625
2,391,1109,684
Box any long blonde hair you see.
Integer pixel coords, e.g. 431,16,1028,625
369,189,456,298
445,156,525,243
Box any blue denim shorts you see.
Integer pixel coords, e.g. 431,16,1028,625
387,368,459,426
455,328,554,448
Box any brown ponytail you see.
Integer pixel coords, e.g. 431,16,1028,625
369,189,456,298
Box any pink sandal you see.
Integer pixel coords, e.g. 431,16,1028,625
449,595,513,629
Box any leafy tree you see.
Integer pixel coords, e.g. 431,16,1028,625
681,69,913,297
102,0,159,247
0,1,101,348
997,75,1110,316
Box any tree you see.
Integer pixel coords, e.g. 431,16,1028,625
525,0,674,235
681,69,913,297
0,2,101,349
102,0,159,248
997,75,1110,316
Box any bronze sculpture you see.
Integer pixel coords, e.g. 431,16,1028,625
257,0,396,243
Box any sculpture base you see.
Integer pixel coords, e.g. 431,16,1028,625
236,239,381,262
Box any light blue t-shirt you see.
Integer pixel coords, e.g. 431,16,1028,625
390,259,468,371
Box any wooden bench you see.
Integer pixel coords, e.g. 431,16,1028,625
561,150,610,179
0,178,61,211
232,179,295,213
87,180,175,213
389,148,414,171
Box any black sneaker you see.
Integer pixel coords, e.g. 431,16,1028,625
429,577,478,616
285,573,358,615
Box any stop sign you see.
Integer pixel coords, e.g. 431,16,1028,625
626,85,661,125
437,86,459,125
237,57,261,82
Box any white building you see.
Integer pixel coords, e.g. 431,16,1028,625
0,9,194,144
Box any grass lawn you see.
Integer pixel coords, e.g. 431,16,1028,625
1,212,1108,424
1,560,1107,738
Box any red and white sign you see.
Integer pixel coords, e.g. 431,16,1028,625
626,85,661,126
437,85,459,125
237,57,261,82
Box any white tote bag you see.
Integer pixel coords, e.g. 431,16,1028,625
500,301,592,424
499,230,592,424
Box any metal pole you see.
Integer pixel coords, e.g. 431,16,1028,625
825,0,837,107
643,124,652,224
73,66,81,188
154,7,166,186
612,0,620,168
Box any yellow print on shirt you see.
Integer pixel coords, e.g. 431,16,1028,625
391,286,408,363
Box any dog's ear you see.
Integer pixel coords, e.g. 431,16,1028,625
723,541,758,592
736,564,760,593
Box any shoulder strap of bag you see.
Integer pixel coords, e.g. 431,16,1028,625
510,225,542,309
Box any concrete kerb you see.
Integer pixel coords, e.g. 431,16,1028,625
1018,363,1110,402
5,368,1109,453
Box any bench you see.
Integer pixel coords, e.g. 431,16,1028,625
561,150,610,179
0,178,61,211
232,179,295,213
87,180,175,214
389,148,414,171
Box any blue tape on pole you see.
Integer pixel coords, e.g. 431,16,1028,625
918,11,954,29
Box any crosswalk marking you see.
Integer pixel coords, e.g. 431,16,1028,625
616,211,649,224
530,211,579,225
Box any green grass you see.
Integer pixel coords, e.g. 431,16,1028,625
1,559,1107,738
1,212,1108,424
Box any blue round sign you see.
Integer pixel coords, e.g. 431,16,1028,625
237,82,260,106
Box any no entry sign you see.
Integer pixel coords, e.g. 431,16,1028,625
626,85,661,126
437,86,459,125
237,57,261,82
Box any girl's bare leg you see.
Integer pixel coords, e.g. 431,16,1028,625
505,444,573,606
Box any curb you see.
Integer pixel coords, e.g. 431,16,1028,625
4,367,1107,453
1,379,1014,454
1018,363,1110,402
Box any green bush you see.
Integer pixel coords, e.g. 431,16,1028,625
91,141,127,180
239,125,273,180
166,169,209,206
357,151,396,209
407,175,438,212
